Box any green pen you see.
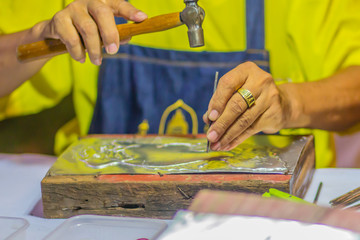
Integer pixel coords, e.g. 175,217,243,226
262,188,310,204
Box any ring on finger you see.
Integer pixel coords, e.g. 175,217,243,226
237,88,255,108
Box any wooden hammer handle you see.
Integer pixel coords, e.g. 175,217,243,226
17,12,182,62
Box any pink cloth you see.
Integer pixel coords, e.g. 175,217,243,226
335,132,360,168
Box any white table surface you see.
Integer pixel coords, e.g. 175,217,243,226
0,153,359,239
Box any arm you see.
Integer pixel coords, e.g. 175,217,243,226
0,0,147,98
0,24,49,98
280,66,360,131
204,62,360,151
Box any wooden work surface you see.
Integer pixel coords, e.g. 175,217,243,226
41,135,315,219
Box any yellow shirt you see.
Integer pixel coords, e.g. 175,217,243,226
2,0,360,167
0,0,98,140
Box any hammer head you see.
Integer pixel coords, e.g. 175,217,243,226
180,0,205,48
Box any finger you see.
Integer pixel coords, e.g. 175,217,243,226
203,112,210,125
207,62,252,122
207,82,259,143
72,11,102,65
224,123,260,151
88,0,119,54
51,12,86,63
213,96,267,150
223,106,280,151
109,0,148,22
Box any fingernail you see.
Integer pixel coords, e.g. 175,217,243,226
94,58,102,66
203,114,209,124
207,131,218,142
106,43,118,54
134,12,147,21
79,58,85,64
212,142,221,151
208,110,219,121
223,145,231,151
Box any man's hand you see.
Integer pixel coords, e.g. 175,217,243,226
38,0,147,65
203,61,293,151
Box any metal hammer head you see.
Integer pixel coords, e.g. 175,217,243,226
180,0,205,48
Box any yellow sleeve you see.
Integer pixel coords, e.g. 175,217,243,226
0,0,73,119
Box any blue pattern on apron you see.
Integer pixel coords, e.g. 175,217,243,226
89,0,269,134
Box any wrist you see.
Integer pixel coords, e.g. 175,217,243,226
278,83,310,129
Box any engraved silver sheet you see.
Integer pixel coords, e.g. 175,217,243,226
48,135,309,176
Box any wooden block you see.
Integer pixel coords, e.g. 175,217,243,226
41,135,315,219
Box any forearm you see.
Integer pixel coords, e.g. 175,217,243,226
0,21,50,97
280,66,360,131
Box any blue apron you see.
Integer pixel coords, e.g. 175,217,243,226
89,0,269,135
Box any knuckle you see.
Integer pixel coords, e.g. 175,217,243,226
93,5,112,16
48,20,58,37
242,61,256,69
66,2,79,10
53,12,66,25
78,20,98,36
210,94,226,111
220,76,234,88
64,37,80,48
229,101,245,115
262,72,273,82
214,120,228,133
237,114,252,129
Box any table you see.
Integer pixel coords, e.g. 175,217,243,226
0,154,359,239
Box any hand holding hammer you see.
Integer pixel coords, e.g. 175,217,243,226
17,0,205,64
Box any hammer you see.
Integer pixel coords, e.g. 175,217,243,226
16,0,205,62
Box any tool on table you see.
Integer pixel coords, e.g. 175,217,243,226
17,0,205,62
262,188,310,204
348,203,360,210
313,181,323,204
206,71,219,153
330,186,360,208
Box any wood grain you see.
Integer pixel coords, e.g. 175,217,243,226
42,174,290,219
41,135,315,219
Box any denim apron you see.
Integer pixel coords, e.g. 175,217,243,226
89,0,269,135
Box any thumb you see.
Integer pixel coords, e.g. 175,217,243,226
109,0,147,22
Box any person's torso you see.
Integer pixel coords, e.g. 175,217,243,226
91,0,270,135
2,0,359,167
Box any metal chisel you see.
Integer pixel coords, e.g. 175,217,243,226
207,71,219,152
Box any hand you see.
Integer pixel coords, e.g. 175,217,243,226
203,61,293,151
38,0,147,65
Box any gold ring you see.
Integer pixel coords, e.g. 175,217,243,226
237,88,255,108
